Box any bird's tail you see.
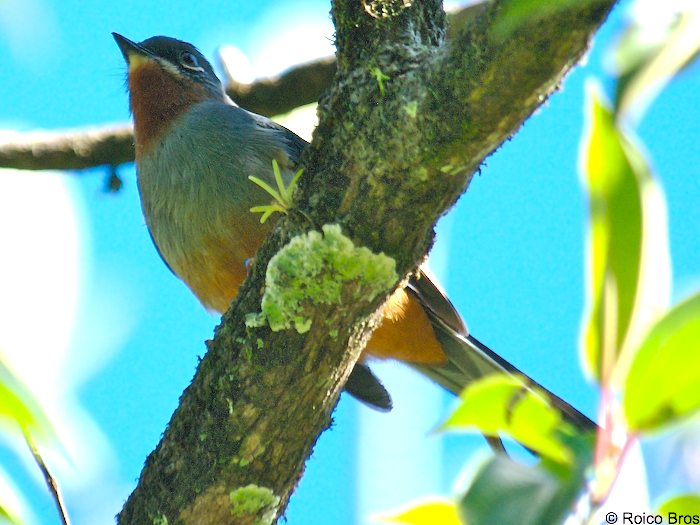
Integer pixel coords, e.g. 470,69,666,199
411,331,597,433
407,273,596,435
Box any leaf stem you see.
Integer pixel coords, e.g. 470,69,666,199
24,432,71,525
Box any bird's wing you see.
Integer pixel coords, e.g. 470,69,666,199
244,108,309,168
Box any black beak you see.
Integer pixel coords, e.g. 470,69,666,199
112,33,153,64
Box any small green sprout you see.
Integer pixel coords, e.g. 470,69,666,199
249,159,303,223
150,513,168,525
369,66,390,96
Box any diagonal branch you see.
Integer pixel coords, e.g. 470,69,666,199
117,0,617,523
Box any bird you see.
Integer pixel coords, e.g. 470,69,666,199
112,33,596,447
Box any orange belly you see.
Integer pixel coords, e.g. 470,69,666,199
362,288,447,365
174,216,271,313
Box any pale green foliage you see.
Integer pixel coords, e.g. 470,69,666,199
0,505,20,525
658,494,700,517
375,498,462,525
579,88,670,383
460,434,593,525
612,3,700,122
0,357,62,524
624,293,700,431
0,359,56,442
580,70,700,434
441,375,572,464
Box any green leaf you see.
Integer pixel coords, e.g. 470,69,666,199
580,86,670,383
658,493,700,517
491,0,607,40
0,357,56,443
249,174,284,205
0,505,20,525
441,374,572,464
0,357,66,523
282,168,303,204
624,292,700,431
613,6,700,122
375,499,463,525
459,434,593,525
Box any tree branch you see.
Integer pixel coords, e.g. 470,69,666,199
0,126,133,171
117,0,617,523
224,56,337,117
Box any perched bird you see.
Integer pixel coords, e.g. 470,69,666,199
113,33,596,443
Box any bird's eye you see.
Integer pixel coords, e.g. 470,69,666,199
180,51,204,71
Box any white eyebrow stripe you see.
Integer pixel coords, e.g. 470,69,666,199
155,57,183,77
183,64,206,73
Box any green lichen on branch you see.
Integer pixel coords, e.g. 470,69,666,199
246,224,398,334
229,485,280,525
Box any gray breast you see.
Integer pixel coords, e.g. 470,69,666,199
135,100,300,279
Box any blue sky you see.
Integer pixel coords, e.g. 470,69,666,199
0,0,698,524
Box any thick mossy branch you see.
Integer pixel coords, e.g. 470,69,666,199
301,0,614,271
424,1,613,173
333,0,446,71
118,1,616,523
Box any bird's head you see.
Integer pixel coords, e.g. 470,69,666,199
112,33,227,153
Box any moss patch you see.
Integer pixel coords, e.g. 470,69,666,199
229,485,280,525
248,224,397,334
